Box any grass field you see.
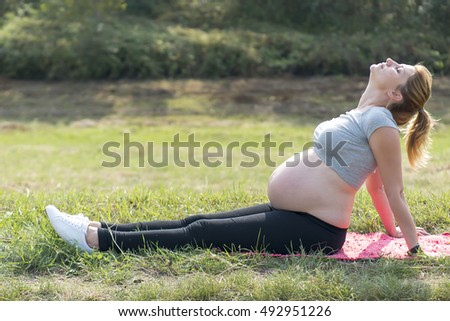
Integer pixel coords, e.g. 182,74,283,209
0,77,449,300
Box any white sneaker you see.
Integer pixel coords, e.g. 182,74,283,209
62,211,90,225
45,205,93,254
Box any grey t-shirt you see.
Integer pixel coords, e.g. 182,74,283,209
313,106,399,189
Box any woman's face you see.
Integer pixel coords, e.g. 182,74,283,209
370,58,415,90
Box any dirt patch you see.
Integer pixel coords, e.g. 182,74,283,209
70,119,98,128
1,77,449,124
0,122,29,132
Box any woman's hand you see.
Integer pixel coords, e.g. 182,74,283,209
391,226,429,238
392,226,403,238
415,227,429,236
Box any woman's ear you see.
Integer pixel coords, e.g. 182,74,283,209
387,89,403,102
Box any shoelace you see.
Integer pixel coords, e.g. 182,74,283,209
75,213,89,221
61,212,89,223
58,213,87,232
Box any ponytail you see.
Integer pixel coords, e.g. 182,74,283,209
388,64,436,169
404,108,436,169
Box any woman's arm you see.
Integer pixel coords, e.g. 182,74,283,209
365,169,398,237
368,127,419,250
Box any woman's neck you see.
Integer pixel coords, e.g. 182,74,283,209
357,83,389,109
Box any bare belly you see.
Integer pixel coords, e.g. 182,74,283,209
267,149,357,228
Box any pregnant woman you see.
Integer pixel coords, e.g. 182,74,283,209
46,58,434,256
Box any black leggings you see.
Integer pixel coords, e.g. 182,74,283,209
97,203,347,255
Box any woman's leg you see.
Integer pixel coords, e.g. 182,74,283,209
100,203,272,231
96,208,347,254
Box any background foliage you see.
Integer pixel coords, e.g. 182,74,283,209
0,0,449,79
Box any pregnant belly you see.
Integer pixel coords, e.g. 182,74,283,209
267,149,357,229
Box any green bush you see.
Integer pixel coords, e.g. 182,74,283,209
0,8,449,79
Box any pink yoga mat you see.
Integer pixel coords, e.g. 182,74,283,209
328,232,450,260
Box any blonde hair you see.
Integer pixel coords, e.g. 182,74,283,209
388,64,436,169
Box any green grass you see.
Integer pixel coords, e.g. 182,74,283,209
0,77,449,300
